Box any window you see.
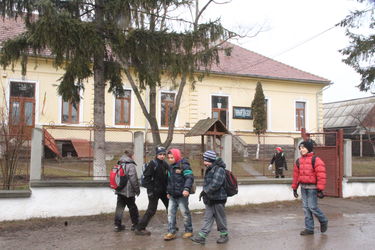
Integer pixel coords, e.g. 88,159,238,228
296,101,306,131
62,99,79,124
212,96,228,127
264,99,268,130
115,90,131,125
161,92,175,127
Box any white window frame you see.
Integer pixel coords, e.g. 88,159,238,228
210,93,231,130
58,89,84,125
159,90,179,128
294,99,309,132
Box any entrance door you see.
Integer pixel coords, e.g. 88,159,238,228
9,82,36,139
212,95,228,128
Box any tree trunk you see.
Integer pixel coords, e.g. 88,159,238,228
93,0,106,180
256,134,261,159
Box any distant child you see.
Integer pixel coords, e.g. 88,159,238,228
292,140,328,235
114,150,140,232
191,150,229,245
268,147,288,178
164,148,194,241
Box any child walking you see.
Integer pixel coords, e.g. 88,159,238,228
191,150,229,244
268,147,288,178
164,148,194,241
292,140,328,235
113,150,140,232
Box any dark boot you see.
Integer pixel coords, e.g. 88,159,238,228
217,234,229,244
320,221,328,233
114,224,125,232
191,233,206,244
300,229,314,235
134,229,151,236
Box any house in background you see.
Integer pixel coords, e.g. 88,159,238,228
0,17,331,158
324,96,375,156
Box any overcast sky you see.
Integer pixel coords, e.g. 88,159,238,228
202,0,374,103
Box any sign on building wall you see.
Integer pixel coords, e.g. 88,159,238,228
233,106,252,119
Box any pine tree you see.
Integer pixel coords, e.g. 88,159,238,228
0,1,235,177
251,81,266,159
339,0,375,92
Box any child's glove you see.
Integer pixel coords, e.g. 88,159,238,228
199,191,206,202
317,190,325,199
293,189,299,198
268,164,272,170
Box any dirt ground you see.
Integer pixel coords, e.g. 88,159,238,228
1,196,375,250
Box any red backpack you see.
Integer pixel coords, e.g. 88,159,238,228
109,162,128,191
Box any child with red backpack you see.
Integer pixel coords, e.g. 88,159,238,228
191,150,229,245
113,150,140,232
292,140,328,235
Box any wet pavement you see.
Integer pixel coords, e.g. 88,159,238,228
1,197,375,250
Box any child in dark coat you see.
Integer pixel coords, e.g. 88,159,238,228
191,150,229,245
268,147,287,178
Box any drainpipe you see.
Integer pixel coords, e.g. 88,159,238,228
317,82,332,132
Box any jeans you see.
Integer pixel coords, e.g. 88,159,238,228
200,203,227,236
301,188,328,231
137,193,169,230
167,196,193,234
114,195,139,226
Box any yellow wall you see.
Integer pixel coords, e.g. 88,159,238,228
0,58,326,144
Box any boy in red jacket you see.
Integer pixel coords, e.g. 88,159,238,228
292,140,328,235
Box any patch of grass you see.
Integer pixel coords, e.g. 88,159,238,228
352,156,375,177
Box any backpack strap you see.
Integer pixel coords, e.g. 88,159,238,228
296,155,317,169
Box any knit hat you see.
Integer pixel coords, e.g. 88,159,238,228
155,146,166,155
276,147,283,152
203,150,217,162
299,140,313,153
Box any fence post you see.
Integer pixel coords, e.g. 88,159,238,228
30,127,43,181
221,134,232,171
134,131,144,178
343,139,352,177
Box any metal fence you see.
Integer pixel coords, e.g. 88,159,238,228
351,139,375,177
42,124,134,180
0,134,30,190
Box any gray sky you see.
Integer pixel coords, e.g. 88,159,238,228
203,0,374,103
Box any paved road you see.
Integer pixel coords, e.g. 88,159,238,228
1,197,374,250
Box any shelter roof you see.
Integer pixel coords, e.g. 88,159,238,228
324,96,375,130
185,118,229,137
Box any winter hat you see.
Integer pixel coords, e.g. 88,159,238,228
203,150,217,162
155,146,166,155
299,140,313,153
276,147,283,152
168,148,182,163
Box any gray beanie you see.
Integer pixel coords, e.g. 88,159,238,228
203,150,217,162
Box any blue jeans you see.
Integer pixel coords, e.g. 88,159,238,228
167,196,193,234
301,188,328,231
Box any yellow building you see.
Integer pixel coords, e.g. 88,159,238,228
0,17,330,156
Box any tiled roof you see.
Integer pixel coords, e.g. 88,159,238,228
324,96,375,129
210,42,330,84
185,118,229,137
0,17,330,84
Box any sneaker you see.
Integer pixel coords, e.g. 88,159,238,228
191,233,206,244
300,229,314,235
320,222,328,233
134,229,151,236
164,233,176,241
182,232,193,239
114,225,125,232
217,234,229,244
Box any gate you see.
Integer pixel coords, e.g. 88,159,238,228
302,129,344,197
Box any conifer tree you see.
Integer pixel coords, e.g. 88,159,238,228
251,81,266,159
0,1,235,177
